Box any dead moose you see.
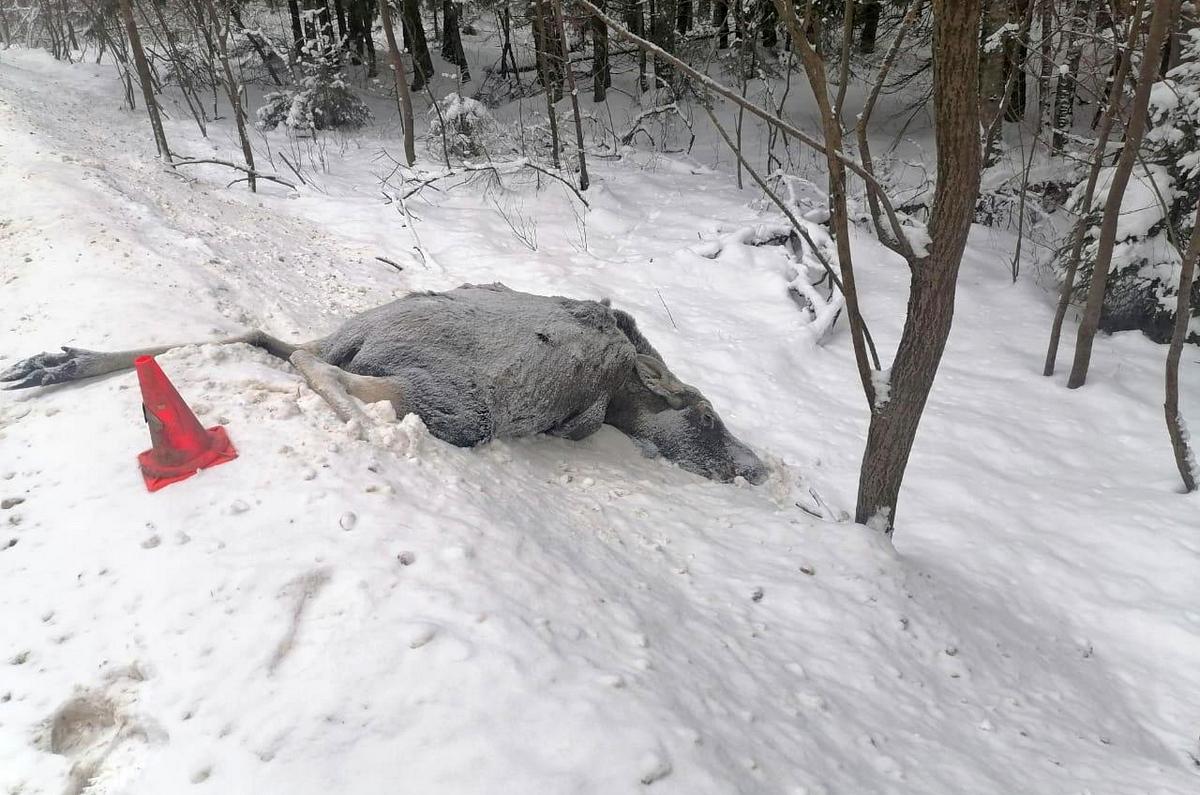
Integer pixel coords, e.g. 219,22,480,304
2,283,768,484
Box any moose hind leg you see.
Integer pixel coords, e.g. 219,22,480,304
288,351,407,438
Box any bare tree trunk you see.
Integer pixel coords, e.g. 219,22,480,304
857,0,922,257
633,1,649,90
379,0,416,165
713,0,729,48
833,0,855,123
1004,0,1030,121
1036,0,1053,124
402,0,434,89
1043,0,1142,376
1067,0,1176,389
119,0,171,162
761,0,777,47
230,5,285,85
593,0,610,100
532,0,562,101
197,0,255,190
333,0,348,46
1165,205,1200,492
859,0,880,52
777,0,880,407
498,3,518,76
287,0,305,54
533,0,562,167
651,0,677,84
551,0,589,189
855,0,982,534
979,0,1012,149
442,0,469,79
677,0,691,33
1052,3,1087,153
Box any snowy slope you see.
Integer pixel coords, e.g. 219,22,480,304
1,48,1199,794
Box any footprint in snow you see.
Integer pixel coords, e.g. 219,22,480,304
35,664,164,795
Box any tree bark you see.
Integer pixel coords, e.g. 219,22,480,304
979,0,1012,136
379,0,416,165
1067,0,1176,389
593,0,610,100
1052,3,1087,153
402,0,434,89
119,0,171,161
198,0,255,190
859,0,880,53
1036,0,1053,124
713,0,729,48
442,0,470,79
1004,0,1030,121
552,0,590,189
651,0,678,84
855,0,982,534
533,0,562,166
776,0,879,407
287,0,305,54
1165,205,1200,492
1043,0,1142,376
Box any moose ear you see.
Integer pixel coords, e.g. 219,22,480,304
634,354,688,408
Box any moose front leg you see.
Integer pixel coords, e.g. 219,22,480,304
1,331,319,391
0,346,164,390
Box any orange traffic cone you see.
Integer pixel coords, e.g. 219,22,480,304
135,355,237,492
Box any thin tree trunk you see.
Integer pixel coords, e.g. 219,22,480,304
677,0,691,33
593,0,610,100
1036,0,1053,124
379,0,416,165
333,0,348,46
857,0,922,257
1165,205,1200,492
979,0,1012,137
1067,0,1176,389
713,0,728,48
1004,0,1030,121
287,0,305,54
533,0,562,167
1043,0,1141,376
230,5,285,85
859,0,880,53
761,0,777,47
402,0,434,89
1052,3,1087,153
442,0,470,79
499,4,518,77
855,0,982,534
552,0,589,189
651,0,677,84
833,0,855,123
776,0,880,407
119,0,171,162
199,0,255,191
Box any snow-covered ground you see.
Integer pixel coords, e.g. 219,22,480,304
1,47,1199,794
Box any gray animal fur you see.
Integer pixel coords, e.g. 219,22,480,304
1,283,768,485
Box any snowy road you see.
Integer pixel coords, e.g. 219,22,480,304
1,48,1198,794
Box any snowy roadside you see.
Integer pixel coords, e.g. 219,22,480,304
1,48,1199,794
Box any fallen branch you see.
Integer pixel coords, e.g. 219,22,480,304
620,103,686,146
375,256,405,272
174,158,296,189
400,159,589,207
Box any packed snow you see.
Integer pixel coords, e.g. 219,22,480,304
1,47,1199,795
